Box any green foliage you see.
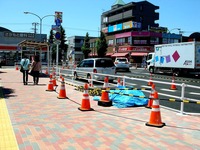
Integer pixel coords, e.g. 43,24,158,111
81,32,91,59
48,26,68,63
96,31,108,57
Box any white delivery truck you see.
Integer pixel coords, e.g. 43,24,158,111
146,41,200,76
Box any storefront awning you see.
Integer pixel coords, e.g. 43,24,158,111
131,52,148,56
111,52,128,57
106,52,114,56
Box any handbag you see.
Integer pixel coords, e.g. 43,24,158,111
20,66,24,73
29,62,37,76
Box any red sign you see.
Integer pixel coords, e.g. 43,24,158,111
118,46,153,52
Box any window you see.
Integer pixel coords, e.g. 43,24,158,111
96,59,114,67
108,39,114,46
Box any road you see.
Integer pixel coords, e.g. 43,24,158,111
61,67,200,114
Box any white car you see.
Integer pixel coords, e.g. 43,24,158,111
74,58,116,82
114,57,130,71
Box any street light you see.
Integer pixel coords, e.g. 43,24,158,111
24,12,54,41
168,28,181,43
24,12,54,61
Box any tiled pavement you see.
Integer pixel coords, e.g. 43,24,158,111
0,68,200,150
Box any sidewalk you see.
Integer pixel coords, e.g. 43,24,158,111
0,68,200,150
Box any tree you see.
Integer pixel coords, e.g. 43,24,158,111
48,26,68,64
81,32,91,59
96,31,108,57
59,26,68,62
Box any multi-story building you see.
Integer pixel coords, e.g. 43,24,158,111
98,0,181,64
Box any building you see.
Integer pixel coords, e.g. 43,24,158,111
67,36,97,64
98,0,181,64
0,27,47,65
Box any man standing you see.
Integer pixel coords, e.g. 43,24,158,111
20,55,30,85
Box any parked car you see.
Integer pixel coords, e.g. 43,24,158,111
74,58,116,82
114,57,130,71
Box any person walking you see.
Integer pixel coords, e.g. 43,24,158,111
20,55,30,85
30,55,41,85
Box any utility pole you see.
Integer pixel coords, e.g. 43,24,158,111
32,22,39,34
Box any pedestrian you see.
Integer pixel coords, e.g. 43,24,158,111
20,55,30,85
30,55,41,85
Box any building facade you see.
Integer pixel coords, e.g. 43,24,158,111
98,0,181,64
0,27,47,65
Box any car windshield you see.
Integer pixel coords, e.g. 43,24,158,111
117,58,127,62
96,59,114,67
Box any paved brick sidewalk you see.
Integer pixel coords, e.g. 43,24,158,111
0,69,200,150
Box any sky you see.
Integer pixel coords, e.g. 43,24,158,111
1,0,200,38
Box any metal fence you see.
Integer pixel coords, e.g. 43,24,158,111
46,66,200,115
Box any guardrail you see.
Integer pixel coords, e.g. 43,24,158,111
46,66,200,115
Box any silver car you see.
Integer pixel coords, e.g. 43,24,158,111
74,58,116,82
114,57,130,71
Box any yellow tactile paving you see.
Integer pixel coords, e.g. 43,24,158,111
0,98,19,150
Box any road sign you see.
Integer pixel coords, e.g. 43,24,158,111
55,32,61,40
55,11,63,23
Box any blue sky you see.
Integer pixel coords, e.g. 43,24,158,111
1,0,199,38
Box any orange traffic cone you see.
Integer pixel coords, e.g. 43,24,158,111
78,83,94,111
170,74,177,90
98,76,112,107
88,76,93,87
46,74,55,91
60,74,62,79
147,73,153,86
146,91,165,128
146,84,156,109
57,77,68,99
117,77,122,87
103,76,109,89
45,68,48,75
16,63,19,70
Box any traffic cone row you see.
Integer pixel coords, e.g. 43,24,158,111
78,83,94,111
98,76,112,107
146,90,165,128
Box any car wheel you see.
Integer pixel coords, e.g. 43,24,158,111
74,72,78,80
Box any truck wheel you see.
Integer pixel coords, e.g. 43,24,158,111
149,67,154,73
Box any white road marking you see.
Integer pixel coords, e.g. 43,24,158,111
161,89,177,92
189,92,200,96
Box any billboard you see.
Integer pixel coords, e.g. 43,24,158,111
123,21,132,29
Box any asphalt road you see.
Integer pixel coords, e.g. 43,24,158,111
61,67,200,114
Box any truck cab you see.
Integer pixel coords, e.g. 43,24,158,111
146,52,155,73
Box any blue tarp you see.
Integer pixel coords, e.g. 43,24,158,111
93,86,148,108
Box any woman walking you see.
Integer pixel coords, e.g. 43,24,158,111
30,55,41,85
20,55,30,85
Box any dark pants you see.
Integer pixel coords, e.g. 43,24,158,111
33,71,40,84
23,70,29,84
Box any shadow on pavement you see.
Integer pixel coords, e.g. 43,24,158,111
0,86,16,99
